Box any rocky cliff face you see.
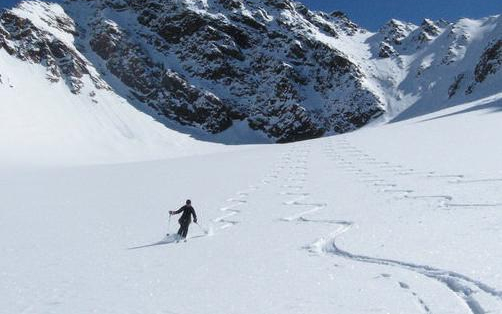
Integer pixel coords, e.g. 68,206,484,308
1,0,501,142
0,0,385,142
83,0,385,141
0,6,108,93
474,40,502,83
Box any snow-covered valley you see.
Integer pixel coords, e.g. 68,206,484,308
2,0,502,313
2,92,502,314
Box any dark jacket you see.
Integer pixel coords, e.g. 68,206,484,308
173,205,197,225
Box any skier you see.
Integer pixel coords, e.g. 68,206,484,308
169,200,198,240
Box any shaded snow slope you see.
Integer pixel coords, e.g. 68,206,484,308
2,95,502,313
0,50,253,165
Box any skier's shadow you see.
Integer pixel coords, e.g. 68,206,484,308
127,234,206,250
127,235,178,250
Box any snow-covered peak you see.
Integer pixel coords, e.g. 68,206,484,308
411,18,448,43
10,1,76,43
379,19,417,44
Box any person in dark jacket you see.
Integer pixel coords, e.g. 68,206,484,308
169,200,197,239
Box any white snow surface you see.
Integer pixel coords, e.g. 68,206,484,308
2,91,502,314
0,50,251,166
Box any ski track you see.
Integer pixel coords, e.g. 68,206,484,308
212,149,297,230
396,281,433,314
445,203,502,208
281,139,502,314
156,140,502,313
213,145,313,230
213,192,249,228
277,145,328,223
374,183,397,187
382,189,414,194
398,171,436,176
450,178,502,184
428,174,465,179
279,143,458,314
312,221,502,314
325,139,502,210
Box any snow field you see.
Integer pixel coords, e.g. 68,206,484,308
3,111,502,313
2,69,502,313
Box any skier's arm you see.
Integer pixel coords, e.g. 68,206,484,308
169,206,184,215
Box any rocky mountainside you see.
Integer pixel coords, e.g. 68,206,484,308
0,0,501,142
368,16,502,119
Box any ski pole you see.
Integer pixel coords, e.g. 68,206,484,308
196,222,208,235
167,214,171,234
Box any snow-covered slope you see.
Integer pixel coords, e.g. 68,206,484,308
0,47,258,165
367,16,502,121
2,90,502,314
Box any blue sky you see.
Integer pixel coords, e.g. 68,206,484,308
0,0,500,30
303,0,500,30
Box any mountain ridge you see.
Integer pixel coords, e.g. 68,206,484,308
0,0,501,143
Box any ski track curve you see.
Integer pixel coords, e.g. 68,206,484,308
313,140,502,314
312,222,502,314
186,139,501,313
